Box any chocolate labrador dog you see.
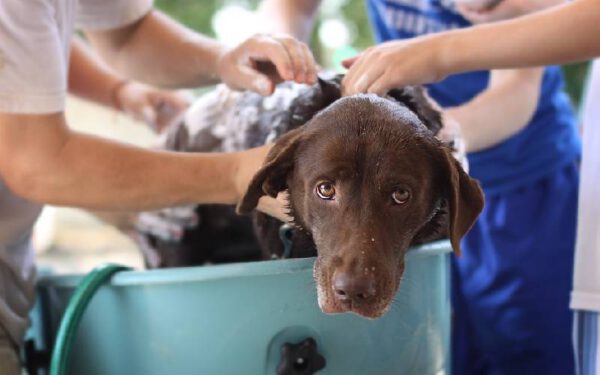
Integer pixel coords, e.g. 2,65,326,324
136,76,484,319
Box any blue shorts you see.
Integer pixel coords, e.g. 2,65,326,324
574,310,599,375
452,162,579,375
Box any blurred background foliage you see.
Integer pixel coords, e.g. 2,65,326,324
155,0,590,108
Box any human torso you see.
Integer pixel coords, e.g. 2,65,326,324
365,0,581,194
0,0,152,346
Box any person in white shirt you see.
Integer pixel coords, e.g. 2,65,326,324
572,59,600,375
338,1,600,373
0,1,316,373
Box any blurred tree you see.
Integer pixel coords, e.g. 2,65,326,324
563,62,590,110
155,0,219,36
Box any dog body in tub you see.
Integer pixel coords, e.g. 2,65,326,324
136,77,484,318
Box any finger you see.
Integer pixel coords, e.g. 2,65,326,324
341,54,368,94
149,93,189,132
341,55,359,69
140,104,158,131
273,35,307,83
343,50,374,87
343,53,385,95
236,65,275,96
256,193,293,223
366,73,392,97
154,92,190,112
300,43,317,84
253,36,295,82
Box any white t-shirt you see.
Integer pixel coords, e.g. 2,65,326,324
0,0,152,347
571,59,600,312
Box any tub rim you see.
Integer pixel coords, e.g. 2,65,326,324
37,240,451,288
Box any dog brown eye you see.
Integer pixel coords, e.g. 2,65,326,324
316,182,336,200
392,189,410,204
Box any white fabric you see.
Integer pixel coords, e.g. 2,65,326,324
0,180,40,348
571,59,600,312
0,0,152,114
0,0,152,350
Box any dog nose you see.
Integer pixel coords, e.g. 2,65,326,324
332,271,376,302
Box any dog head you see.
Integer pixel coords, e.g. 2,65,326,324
238,78,483,318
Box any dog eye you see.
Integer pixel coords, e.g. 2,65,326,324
392,189,410,205
316,182,336,200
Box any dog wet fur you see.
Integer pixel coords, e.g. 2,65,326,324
139,77,484,319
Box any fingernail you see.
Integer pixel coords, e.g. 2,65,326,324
284,68,294,81
255,78,271,95
356,75,368,92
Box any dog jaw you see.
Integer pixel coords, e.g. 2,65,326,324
312,244,407,319
241,90,483,320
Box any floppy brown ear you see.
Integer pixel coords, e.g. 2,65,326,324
440,147,484,255
236,127,305,214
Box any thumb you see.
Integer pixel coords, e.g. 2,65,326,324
140,105,158,130
235,66,275,96
342,56,359,69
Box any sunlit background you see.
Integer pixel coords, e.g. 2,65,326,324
34,0,591,274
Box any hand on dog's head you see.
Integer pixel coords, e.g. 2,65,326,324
237,77,483,318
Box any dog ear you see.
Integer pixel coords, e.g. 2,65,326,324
438,147,484,255
318,76,342,99
236,127,305,214
288,77,342,127
387,86,444,136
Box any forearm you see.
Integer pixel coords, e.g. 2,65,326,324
0,113,243,211
31,135,240,210
85,11,225,89
447,68,544,152
258,0,321,41
442,0,600,74
68,38,124,109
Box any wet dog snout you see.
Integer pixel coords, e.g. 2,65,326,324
332,271,377,303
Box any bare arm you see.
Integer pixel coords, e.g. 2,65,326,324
69,38,190,131
85,11,225,88
68,38,123,109
258,0,321,41
442,0,550,152
343,0,600,93
448,68,544,152
0,113,270,212
445,0,600,72
86,10,316,93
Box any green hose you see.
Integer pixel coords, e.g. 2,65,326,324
49,263,131,375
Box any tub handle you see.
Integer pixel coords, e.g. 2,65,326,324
277,337,326,375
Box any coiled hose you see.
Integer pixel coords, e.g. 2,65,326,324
49,263,131,375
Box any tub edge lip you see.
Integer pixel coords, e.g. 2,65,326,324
37,240,451,288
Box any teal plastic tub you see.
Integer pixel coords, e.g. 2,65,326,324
31,241,451,375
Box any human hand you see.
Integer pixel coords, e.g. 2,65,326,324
217,34,318,96
116,81,190,132
233,144,292,222
457,0,565,23
341,35,449,96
